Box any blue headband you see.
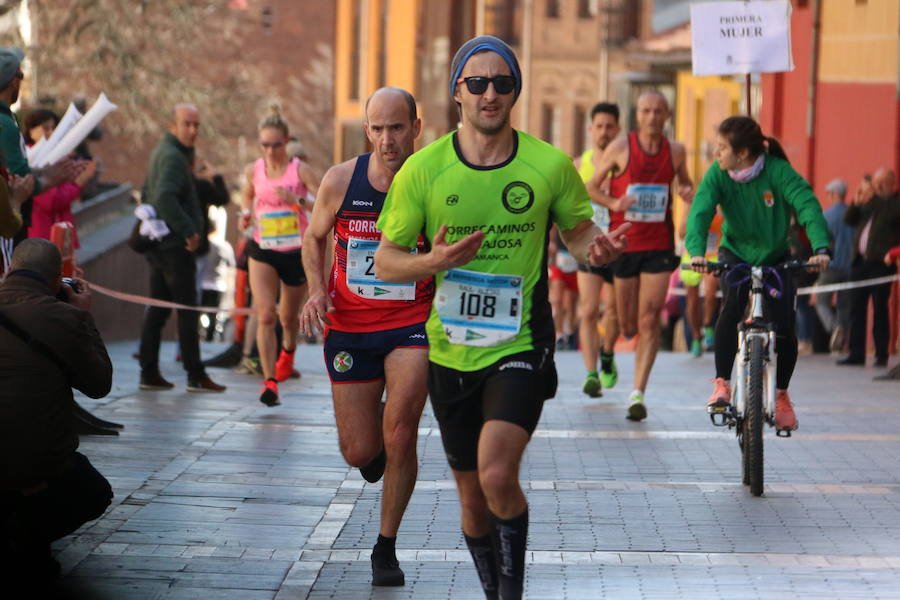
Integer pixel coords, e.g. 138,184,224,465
449,36,522,102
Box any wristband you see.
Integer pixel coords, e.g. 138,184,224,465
239,209,252,218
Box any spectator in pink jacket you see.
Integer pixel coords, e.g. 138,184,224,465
23,109,96,246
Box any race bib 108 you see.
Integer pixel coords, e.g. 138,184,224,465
436,268,523,347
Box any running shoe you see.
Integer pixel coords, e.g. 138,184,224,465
691,339,702,357
371,547,404,586
706,378,731,412
774,389,798,431
582,372,602,398
234,356,262,376
703,326,715,351
259,378,280,407
360,448,387,483
274,348,296,382
626,390,647,421
600,353,618,389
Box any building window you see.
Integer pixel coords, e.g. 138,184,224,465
572,106,587,154
341,122,369,162
578,0,597,19
541,103,560,147
546,0,560,18
377,0,389,88
348,0,362,101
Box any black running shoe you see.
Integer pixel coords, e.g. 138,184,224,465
360,448,386,483
371,549,404,586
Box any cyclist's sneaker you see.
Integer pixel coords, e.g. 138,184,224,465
707,378,731,412
600,352,618,389
626,390,647,421
774,389,798,431
582,372,602,398
703,326,715,351
259,378,280,407
274,348,296,382
690,339,702,357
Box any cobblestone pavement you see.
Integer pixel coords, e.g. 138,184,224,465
49,340,900,599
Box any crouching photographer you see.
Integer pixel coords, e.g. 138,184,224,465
0,238,113,579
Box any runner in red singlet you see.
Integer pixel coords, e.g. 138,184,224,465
300,87,432,587
238,106,320,407
587,91,694,421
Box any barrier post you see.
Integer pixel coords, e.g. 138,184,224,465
50,221,76,277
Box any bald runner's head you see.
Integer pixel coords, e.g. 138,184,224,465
364,87,421,173
635,90,670,137
10,238,62,289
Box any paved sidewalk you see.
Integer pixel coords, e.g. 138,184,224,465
49,340,900,599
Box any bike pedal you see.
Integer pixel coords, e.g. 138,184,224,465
775,429,792,438
708,412,729,427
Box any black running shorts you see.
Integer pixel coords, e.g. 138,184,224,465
576,262,614,283
611,249,678,279
247,240,307,286
428,349,557,471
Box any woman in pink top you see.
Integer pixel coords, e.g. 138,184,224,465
238,106,320,407
24,109,97,245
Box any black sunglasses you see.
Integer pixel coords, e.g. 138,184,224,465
459,75,516,95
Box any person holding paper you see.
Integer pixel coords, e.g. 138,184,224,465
22,109,97,244
586,90,694,422
0,48,78,244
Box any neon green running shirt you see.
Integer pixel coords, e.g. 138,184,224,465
377,130,594,371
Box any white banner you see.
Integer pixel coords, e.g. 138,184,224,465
690,0,794,76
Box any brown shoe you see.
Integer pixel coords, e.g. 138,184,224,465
187,375,226,393
140,372,175,391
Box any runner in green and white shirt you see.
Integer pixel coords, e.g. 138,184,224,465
374,36,629,600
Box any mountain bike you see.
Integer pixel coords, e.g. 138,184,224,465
691,260,810,497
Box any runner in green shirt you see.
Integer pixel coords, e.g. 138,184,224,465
686,115,830,433
374,36,629,600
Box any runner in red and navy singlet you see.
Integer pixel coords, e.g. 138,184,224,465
586,90,694,422
299,87,430,588
329,152,433,336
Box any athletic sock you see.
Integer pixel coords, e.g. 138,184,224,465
281,346,295,355
464,533,499,599
600,350,614,372
490,508,528,600
373,534,396,555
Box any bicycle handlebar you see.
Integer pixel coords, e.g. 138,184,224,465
680,260,814,298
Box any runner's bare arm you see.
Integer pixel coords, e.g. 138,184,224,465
559,220,631,267
300,160,353,335
238,163,255,231
297,160,321,207
672,142,694,203
375,226,486,284
586,138,634,212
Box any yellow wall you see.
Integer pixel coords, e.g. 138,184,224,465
675,71,742,237
819,0,899,83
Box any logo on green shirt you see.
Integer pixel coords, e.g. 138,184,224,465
502,181,534,214
446,194,459,206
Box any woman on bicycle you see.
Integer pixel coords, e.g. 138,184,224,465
238,106,320,406
685,116,830,433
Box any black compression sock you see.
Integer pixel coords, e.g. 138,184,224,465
600,350,614,372
374,534,396,554
464,532,499,599
490,508,528,600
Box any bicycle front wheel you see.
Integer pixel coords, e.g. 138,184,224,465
742,335,765,496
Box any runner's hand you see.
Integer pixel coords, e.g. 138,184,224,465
275,186,300,206
427,225,485,272
610,195,636,213
806,254,830,273
238,212,253,231
588,222,630,266
678,183,694,202
690,256,709,273
300,292,334,335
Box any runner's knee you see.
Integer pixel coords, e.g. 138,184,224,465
340,439,381,468
478,463,519,501
638,307,661,333
576,299,600,323
383,418,417,457
258,307,277,328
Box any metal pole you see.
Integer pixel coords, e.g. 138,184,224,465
746,73,752,116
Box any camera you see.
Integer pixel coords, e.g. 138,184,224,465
56,277,82,301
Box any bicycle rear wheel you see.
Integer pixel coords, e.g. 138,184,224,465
742,335,765,496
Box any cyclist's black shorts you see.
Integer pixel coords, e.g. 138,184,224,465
247,240,306,286
428,349,557,471
577,262,614,283
611,250,678,279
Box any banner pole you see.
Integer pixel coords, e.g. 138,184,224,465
745,73,752,116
